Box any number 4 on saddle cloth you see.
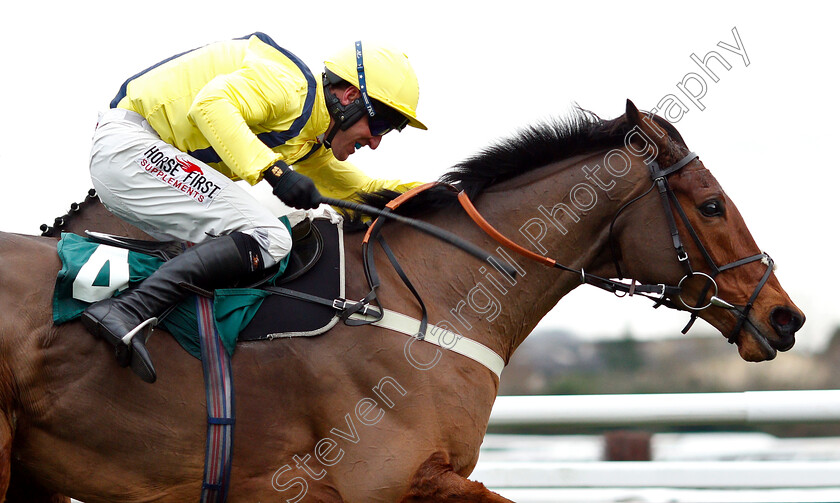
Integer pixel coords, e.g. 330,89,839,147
52,215,344,359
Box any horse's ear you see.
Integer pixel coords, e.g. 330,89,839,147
625,99,642,123
625,99,670,155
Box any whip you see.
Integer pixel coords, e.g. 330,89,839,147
320,196,518,278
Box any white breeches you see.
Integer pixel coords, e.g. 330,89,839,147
89,108,291,266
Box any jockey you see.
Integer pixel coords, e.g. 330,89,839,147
83,33,427,383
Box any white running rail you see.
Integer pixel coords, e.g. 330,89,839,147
489,390,840,426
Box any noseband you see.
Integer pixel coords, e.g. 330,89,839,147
458,151,776,343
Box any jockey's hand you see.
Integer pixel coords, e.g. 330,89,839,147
265,163,322,210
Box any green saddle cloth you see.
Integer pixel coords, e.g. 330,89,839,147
53,222,290,359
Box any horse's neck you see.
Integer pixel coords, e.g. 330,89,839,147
391,149,649,364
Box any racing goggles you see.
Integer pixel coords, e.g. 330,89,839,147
368,101,409,136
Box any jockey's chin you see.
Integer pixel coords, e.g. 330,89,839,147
329,120,381,162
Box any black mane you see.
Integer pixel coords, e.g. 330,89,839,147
40,188,99,237
345,108,634,230
442,108,632,198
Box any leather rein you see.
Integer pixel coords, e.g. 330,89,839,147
459,151,775,342
357,151,775,344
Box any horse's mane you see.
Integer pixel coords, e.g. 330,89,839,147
344,107,672,231
40,189,99,237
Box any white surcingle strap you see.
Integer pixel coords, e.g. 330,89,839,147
348,308,505,378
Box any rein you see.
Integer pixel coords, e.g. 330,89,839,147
457,151,775,341
354,152,774,345
343,151,775,374
320,193,517,277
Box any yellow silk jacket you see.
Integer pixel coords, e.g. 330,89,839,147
112,32,417,200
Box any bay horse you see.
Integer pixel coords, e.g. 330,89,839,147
0,101,803,502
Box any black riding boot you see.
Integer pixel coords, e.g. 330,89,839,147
81,233,262,383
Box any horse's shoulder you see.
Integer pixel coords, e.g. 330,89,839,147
0,232,60,300
0,231,58,251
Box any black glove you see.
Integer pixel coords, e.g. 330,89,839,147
264,162,322,210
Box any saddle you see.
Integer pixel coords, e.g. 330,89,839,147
54,216,345,357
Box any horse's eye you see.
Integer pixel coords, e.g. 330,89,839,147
699,199,724,217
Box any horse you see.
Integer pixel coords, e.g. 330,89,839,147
0,101,804,502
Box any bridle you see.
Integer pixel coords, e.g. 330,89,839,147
458,150,776,343
626,152,775,340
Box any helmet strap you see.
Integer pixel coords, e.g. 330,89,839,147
322,72,367,148
353,40,377,120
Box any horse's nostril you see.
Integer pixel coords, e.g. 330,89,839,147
770,306,803,334
773,308,792,326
